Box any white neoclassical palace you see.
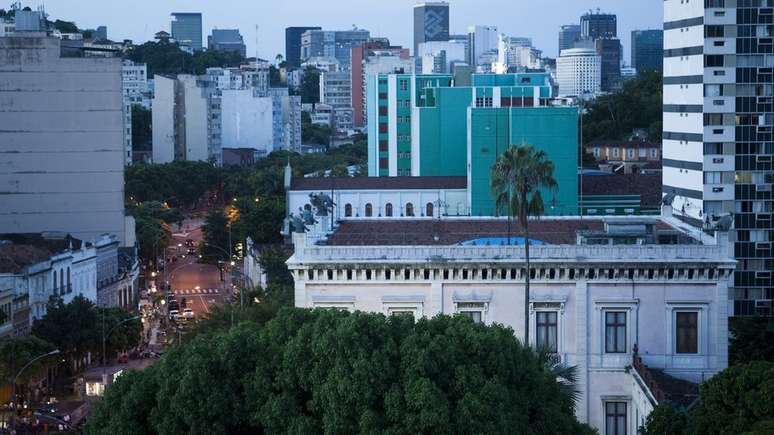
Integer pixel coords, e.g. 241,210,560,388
286,212,734,434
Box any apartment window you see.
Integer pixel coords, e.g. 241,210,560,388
344,204,352,217
379,158,388,169
605,312,627,353
705,55,724,67
536,311,558,352
365,203,373,217
605,402,627,435
705,25,725,38
399,79,408,91
379,140,388,152
703,142,723,154
457,302,486,323
676,312,699,354
704,171,722,184
385,203,393,217
379,106,388,116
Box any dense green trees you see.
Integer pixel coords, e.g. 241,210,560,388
729,317,774,365
641,361,774,435
125,161,221,208
300,66,321,104
31,296,142,365
125,41,244,77
0,336,57,384
301,111,333,146
201,209,231,263
582,70,662,144
86,309,594,435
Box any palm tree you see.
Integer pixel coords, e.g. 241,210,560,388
491,143,557,346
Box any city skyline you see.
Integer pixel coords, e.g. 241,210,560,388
36,0,662,62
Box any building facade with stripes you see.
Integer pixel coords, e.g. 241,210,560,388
663,0,774,315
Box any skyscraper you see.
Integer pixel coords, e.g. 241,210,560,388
467,25,499,67
300,29,370,69
558,24,581,55
631,29,663,72
413,2,449,58
580,12,616,39
285,26,321,69
208,29,247,58
663,0,774,315
170,12,203,52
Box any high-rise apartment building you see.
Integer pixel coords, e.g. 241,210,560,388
580,12,617,40
122,60,151,164
558,24,581,55
285,26,321,69
0,36,132,245
631,29,664,72
208,29,247,58
300,29,371,70
663,0,774,315
320,70,354,132
467,25,499,67
351,41,412,128
170,12,203,52
413,2,450,58
557,47,601,97
367,73,578,215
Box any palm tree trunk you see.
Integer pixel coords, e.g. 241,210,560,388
524,219,531,347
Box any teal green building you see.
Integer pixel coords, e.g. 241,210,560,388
367,72,579,216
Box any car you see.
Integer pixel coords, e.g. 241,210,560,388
168,309,179,320
168,302,180,313
183,308,195,319
187,248,196,255
185,239,195,247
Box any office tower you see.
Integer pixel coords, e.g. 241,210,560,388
558,24,581,54
170,12,203,52
418,40,467,73
208,29,247,58
320,71,354,132
467,25,499,67
300,29,370,69
663,0,774,315
94,26,108,40
285,26,321,69
556,47,601,97
351,41,412,128
413,2,450,58
366,72,577,214
631,29,663,72
595,38,622,91
0,36,132,245
581,11,617,39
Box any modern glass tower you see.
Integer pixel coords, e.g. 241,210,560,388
171,13,203,52
663,0,774,316
631,29,663,72
413,2,450,58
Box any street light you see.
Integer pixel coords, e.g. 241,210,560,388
9,349,61,432
102,315,141,388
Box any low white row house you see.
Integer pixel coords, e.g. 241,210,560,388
287,213,734,434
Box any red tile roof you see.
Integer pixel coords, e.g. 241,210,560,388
291,176,468,191
581,174,662,208
325,219,605,246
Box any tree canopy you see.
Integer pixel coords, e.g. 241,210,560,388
729,317,774,365
125,41,244,77
0,335,56,384
641,361,774,435
131,105,152,152
582,70,662,144
300,66,321,104
86,309,594,435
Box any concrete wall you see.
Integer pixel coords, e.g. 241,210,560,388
220,89,273,153
0,36,129,245
152,75,176,164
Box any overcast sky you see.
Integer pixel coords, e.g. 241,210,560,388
36,0,662,63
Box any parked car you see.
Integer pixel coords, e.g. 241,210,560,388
168,309,180,320
183,308,195,319
185,239,195,247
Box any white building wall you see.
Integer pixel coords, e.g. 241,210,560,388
152,75,176,164
0,36,130,245
557,48,601,97
220,89,274,153
180,75,210,162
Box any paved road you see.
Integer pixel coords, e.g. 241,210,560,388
160,217,228,320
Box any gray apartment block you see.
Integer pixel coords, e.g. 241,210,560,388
0,35,131,245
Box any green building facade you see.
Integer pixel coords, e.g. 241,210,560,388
367,72,579,216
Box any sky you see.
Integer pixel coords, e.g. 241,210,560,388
36,0,663,63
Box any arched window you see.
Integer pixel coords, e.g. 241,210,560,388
385,203,393,217
406,203,414,217
365,203,373,217
67,267,71,293
344,203,352,217
53,272,57,295
59,269,64,294
426,202,434,217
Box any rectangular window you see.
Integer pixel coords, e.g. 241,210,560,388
536,311,558,352
704,171,722,184
676,312,698,354
379,106,388,116
457,302,485,323
379,140,388,152
705,55,724,67
379,158,388,169
605,312,627,353
399,79,408,91
605,402,627,435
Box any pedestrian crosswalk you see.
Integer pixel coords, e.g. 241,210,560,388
173,288,220,295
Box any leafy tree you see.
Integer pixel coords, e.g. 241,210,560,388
299,66,320,104
231,197,285,246
729,317,774,365
269,65,282,87
50,19,79,33
641,361,774,435
134,214,172,262
131,105,152,152
301,110,332,145
491,144,557,344
201,209,231,263
258,246,293,286
125,41,244,77
582,70,662,144
86,309,594,435
0,336,56,384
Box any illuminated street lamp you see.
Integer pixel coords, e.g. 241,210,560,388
151,271,157,278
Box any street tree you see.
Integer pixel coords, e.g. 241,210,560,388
201,209,231,263
491,144,557,345
0,336,57,384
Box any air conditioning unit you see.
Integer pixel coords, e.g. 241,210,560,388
755,300,772,309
